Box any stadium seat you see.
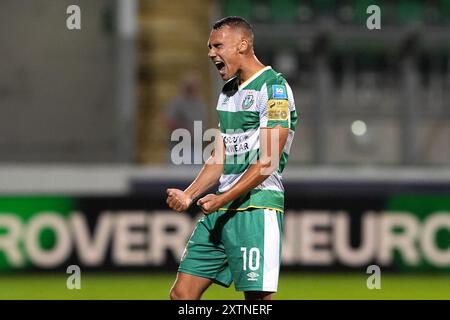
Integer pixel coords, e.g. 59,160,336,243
440,0,450,24
223,0,253,21
313,0,336,18
396,0,423,24
269,0,298,23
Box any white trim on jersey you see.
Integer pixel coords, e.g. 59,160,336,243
238,66,272,90
263,209,280,292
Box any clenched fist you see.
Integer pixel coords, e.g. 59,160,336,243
166,188,192,212
197,194,226,215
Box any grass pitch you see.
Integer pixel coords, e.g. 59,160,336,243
0,272,449,300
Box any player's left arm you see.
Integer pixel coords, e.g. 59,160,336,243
197,125,288,214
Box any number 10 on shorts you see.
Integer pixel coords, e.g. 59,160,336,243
240,247,260,271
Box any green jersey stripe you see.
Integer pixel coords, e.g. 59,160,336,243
223,149,260,175
217,189,285,212
218,110,260,132
290,110,298,131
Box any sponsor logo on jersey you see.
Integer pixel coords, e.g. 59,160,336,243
267,99,289,121
242,94,254,110
247,272,260,281
272,85,287,99
222,96,230,105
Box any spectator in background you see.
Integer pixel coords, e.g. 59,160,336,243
164,73,208,164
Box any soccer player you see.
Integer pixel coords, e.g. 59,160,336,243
166,16,298,300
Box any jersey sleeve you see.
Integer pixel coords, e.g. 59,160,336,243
258,83,292,129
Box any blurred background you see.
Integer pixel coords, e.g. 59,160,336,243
0,0,449,299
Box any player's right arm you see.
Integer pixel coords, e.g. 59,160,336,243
166,129,224,213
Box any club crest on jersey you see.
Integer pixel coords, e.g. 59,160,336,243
242,94,254,110
272,85,287,99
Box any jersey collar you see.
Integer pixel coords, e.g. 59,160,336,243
238,66,272,91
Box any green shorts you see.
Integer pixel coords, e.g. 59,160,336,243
178,207,283,292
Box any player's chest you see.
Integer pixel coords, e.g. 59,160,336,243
217,90,259,113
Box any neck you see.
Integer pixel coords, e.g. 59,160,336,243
238,55,266,85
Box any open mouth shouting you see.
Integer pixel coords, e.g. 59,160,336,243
213,60,226,78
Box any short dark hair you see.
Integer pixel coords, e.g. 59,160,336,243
212,16,254,36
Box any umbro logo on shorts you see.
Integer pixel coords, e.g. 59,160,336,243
247,272,260,281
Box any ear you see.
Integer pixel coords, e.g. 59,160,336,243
238,39,249,54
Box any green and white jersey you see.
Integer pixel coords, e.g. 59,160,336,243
217,66,298,212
